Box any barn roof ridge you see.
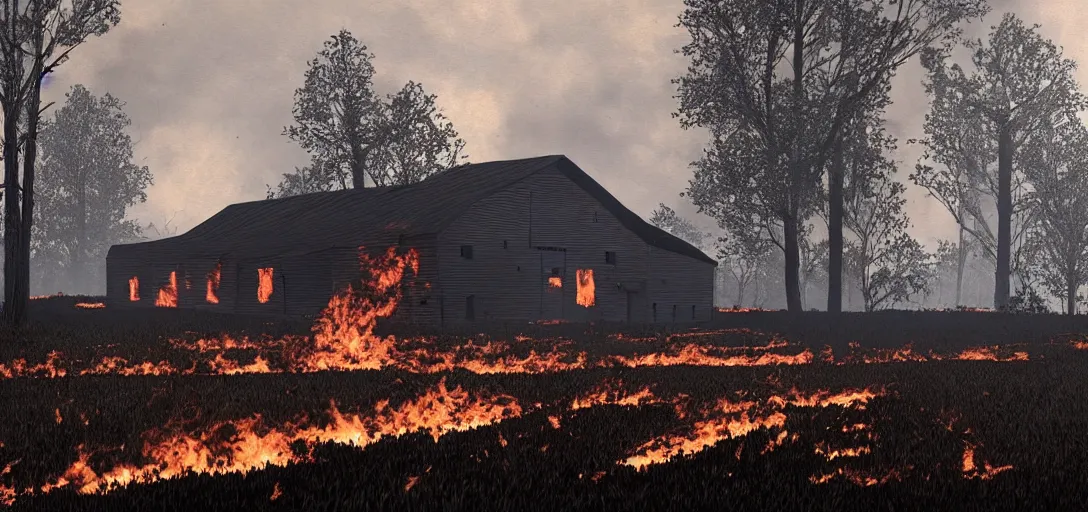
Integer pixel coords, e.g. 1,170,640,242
107,155,716,265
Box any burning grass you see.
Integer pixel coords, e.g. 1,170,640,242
7,246,1088,509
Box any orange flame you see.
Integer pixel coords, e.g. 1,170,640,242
155,272,177,308
74,302,105,309
128,277,139,301
548,276,562,288
206,262,221,304
576,269,595,307
622,387,882,470
257,268,274,304
40,379,521,495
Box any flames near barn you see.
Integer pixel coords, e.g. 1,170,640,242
106,156,716,324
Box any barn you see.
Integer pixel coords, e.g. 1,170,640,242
106,155,717,325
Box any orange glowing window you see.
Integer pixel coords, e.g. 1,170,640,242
128,276,140,301
548,276,562,288
206,262,221,304
576,269,595,307
155,271,178,308
257,268,274,303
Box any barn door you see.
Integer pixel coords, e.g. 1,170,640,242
538,248,567,321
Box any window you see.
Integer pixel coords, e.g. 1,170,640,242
503,240,508,249
652,303,657,322
258,268,274,304
672,304,677,322
593,211,598,223
466,295,475,320
551,267,561,276
460,245,474,259
605,251,616,265
692,305,696,320
398,234,406,246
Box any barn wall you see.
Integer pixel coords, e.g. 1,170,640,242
437,166,653,324
647,247,716,323
106,257,147,307
233,248,353,317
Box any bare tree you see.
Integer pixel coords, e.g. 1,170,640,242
844,170,932,311
1021,117,1088,315
913,14,1087,310
675,0,987,313
649,203,710,251
0,0,120,327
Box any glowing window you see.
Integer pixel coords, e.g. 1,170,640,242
258,268,274,303
576,269,595,307
128,276,140,301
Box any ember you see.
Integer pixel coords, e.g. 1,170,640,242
74,302,105,309
548,276,562,288
257,268,274,304
129,277,140,301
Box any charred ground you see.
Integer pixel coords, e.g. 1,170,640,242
1,298,1087,511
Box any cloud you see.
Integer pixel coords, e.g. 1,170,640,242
36,0,1084,250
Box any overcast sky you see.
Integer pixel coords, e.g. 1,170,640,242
42,0,1084,246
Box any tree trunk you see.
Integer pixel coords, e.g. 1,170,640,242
1067,276,1077,316
994,122,1013,310
783,215,803,313
21,49,42,309
784,0,804,314
736,280,745,308
955,221,966,306
827,135,844,314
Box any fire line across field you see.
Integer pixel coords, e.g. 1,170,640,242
105,156,717,326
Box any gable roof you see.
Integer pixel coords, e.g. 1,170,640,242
108,155,717,265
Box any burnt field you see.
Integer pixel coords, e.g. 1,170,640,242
2,295,1088,511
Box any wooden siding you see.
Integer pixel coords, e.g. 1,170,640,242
232,248,355,317
392,235,441,326
105,257,145,308
437,167,654,325
647,247,716,323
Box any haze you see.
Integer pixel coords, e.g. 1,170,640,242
40,0,1084,277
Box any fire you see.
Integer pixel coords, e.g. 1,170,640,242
572,382,660,410
40,379,522,495
128,277,139,301
155,272,177,308
206,262,221,304
576,269,595,307
548,276,562,288
962,442,1013,479
74,302,105,309
257,268,274,304
622,387,883,470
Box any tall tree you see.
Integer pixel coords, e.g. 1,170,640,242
819,87,895,312
914,14,1087,310
281,30,465,195
1020,117,1088,315
32,84,151,294
675,0,987,313
0,0,120,328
